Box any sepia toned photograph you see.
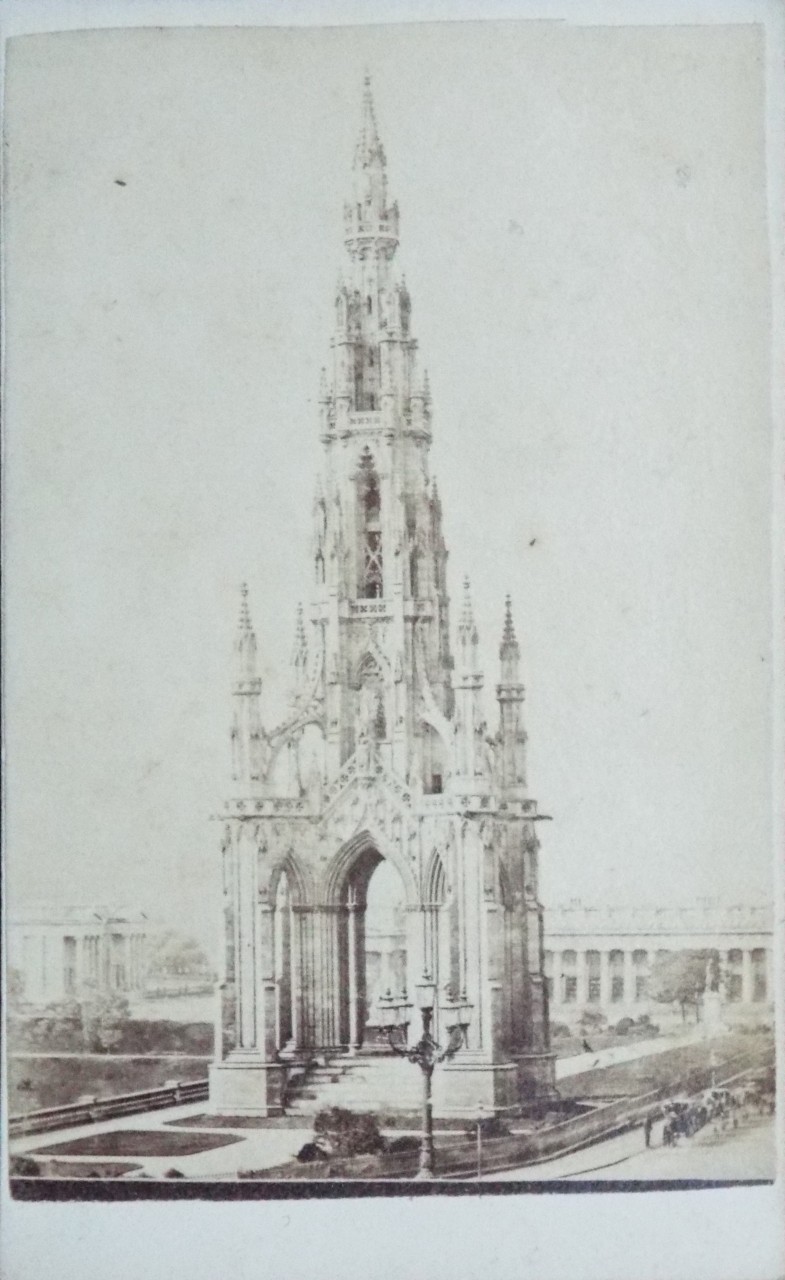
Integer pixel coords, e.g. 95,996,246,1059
1,8,782,1273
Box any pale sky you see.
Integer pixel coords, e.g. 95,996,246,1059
3,21,775,951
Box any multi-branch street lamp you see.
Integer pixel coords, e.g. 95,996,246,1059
377,974,472,1180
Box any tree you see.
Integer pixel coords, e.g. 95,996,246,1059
146,931,212,981
313,1108,386,1157
579,1008,607,1031
7,968,26,1012
650,949,717,1024
79,989,131,1052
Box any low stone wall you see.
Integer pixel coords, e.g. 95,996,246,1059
239,1041,773,1181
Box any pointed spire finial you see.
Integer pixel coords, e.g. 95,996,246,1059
500,594,521,666
235,582,259,686
503,594,516,645
458,575,478,645
238,582,252,632
355,70,385,169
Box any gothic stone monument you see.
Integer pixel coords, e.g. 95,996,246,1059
209,79,556,1117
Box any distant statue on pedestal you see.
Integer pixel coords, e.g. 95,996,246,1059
703,953,724,1036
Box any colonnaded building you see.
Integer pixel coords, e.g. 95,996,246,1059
544,899,774,1027
209,79,555,1117
7,904,149,1004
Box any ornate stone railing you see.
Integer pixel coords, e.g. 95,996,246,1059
221,796,312,818
347,599,389,617
348,412,383,427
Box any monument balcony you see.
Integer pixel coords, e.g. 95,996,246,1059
344,598,391,618
343,212,400,239
347,410,383,429
219,796,314,819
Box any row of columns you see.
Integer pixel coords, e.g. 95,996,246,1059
14,929,148,1000
546,945,770,1008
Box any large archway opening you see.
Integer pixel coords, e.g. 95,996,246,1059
363,860,408,1044
336,848,409,1053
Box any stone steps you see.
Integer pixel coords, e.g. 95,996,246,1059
286,1055,425,1115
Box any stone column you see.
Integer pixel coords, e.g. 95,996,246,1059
404,904,425,1047
599,950,611,1011
75,932,85,991
622,950,634,1006
291,905,314,1048
213,981,226,1063
257,900,280,1060
347,895,360,1052
552,950,563,1011
644,950,654,1005
576,950,587,1009
741,949,753,1004
724,949,734,1004
312,905,340,1050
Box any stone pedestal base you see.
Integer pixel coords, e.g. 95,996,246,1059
209,1056,285,1116
513,1050,558,1099
434,1051,558,1117
702,991,725,1035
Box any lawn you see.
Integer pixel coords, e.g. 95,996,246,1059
29,1129,243,1158
11,1157,143,1179
8,1054,209,1113
558,1030,773,1099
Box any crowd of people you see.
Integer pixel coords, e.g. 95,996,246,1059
643,1072,774,1149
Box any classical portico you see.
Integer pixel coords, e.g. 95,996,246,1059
208,79,555,1117
8,904,148,1003
543,901,773,1026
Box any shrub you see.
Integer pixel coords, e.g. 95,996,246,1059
163,1168,185,1178
9,1155,40,1177
467,1115,510,1139
614,1017,635,1036
549,1022,572,1039
385,1135,421,1155
580,1009,607,1030
313,1107,386,1157
296,1141,329,1163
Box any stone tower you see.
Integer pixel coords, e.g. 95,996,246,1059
209,78,555,1117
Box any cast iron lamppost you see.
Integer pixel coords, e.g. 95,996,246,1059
377,975,472,1180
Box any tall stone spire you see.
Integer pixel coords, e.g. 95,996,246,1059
455,577,485,780
496,595,526,794
457,576,479,661
499,593,521,684
230,583,264,787
235,582,258,684
343,75,399,258
211,78,555,1122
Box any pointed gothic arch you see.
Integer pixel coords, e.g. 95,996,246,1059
321,830,417,1052
424,847,446,906
266,850,311,909
322,828,418,909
